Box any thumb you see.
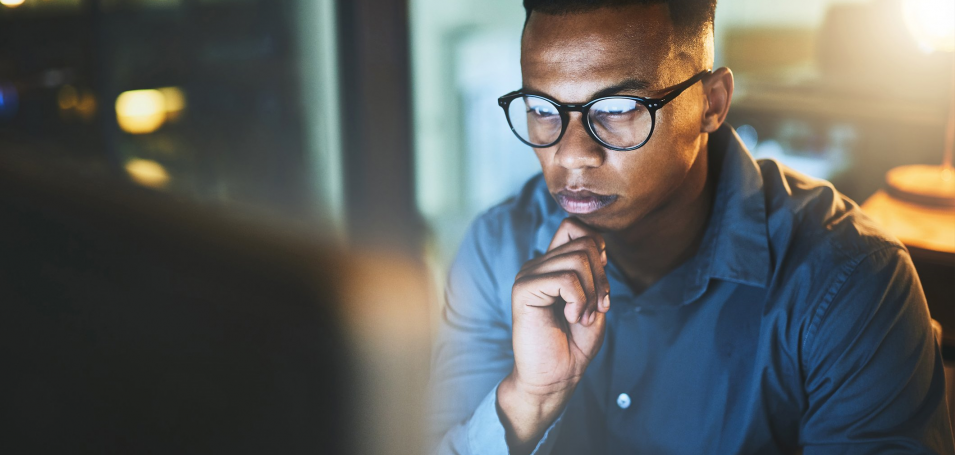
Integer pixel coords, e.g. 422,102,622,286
569,310,606,359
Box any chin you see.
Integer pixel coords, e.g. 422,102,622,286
571,211,627,233
580,200,653,234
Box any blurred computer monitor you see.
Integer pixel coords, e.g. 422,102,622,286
0,156,428,454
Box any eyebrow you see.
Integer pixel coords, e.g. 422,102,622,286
591,78,653,98
521,78,654,103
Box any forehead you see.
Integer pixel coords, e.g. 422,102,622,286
520,4,689,101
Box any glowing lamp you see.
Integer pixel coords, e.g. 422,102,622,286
902,0,955,53
115,89,166,134
884,0,955,208
1,0,26,8
862,0,955,254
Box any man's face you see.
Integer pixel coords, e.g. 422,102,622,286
521,4,710,232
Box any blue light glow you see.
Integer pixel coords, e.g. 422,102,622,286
0,84,19,118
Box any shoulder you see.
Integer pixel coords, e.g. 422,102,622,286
756,160,916,323
758,158,905,273
753,160,929,367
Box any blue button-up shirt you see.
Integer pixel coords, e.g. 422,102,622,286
429,125,953,454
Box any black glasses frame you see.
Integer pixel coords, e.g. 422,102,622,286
498,69,712,151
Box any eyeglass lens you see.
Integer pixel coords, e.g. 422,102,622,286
588,98,652,149
506,95,652,149
507,96,562,146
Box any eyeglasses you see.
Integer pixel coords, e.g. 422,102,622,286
498,70,712,151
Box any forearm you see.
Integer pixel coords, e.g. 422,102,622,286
496,372,575,455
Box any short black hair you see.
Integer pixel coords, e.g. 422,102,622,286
523,0,717,36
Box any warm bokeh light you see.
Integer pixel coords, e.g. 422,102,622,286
57,85,78,110
115,89,166,134
1,0,26,8
76,91,97,122
58,86,97,122
158,86,186,121
902,0,955,53
125,158,171,188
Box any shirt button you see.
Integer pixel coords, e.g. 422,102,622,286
616,393,631,409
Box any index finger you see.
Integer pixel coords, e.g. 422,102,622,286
548,218,611,317
548,218,606,260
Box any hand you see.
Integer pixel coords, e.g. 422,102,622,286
498,218,611,451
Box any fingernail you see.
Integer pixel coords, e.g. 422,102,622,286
589,310,596,325
601,250,607,266
603,294,611,311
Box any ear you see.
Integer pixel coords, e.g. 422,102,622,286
700,67,734,134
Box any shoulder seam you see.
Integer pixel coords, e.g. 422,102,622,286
801,244,906,364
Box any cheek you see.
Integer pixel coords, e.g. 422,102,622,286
650,98,703,171
533,148,551,174
604,152,652,192
606,115,702,201
534,148,564,191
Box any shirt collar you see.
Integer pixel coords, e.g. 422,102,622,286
682,124,772,304
533,124,772,305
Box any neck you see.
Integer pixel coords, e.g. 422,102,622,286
605,134,715,294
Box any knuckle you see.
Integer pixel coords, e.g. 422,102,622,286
571,236,600,256
516,266,532,279
570,250,590,265
557,270,576,282
559,271,583,290
520,255,542,270
511,280,524,295
512,275,533,290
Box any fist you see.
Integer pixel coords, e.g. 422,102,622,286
509,217,611,396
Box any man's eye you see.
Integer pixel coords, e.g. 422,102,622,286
529,107,557,116
525,99,557,117
594,99,637,115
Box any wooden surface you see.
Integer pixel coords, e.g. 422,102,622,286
861,190,955,254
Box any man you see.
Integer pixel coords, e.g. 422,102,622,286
429,0,954,453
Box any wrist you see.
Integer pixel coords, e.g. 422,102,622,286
505,372,577,411
497,373,575,450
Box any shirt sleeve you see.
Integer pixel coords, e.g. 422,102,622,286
427,217,564,455
800,246,955,454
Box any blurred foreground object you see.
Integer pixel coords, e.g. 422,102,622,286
0,154,429,454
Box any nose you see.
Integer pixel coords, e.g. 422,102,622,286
553,113,605,170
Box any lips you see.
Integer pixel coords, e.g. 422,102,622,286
555,189,618,214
